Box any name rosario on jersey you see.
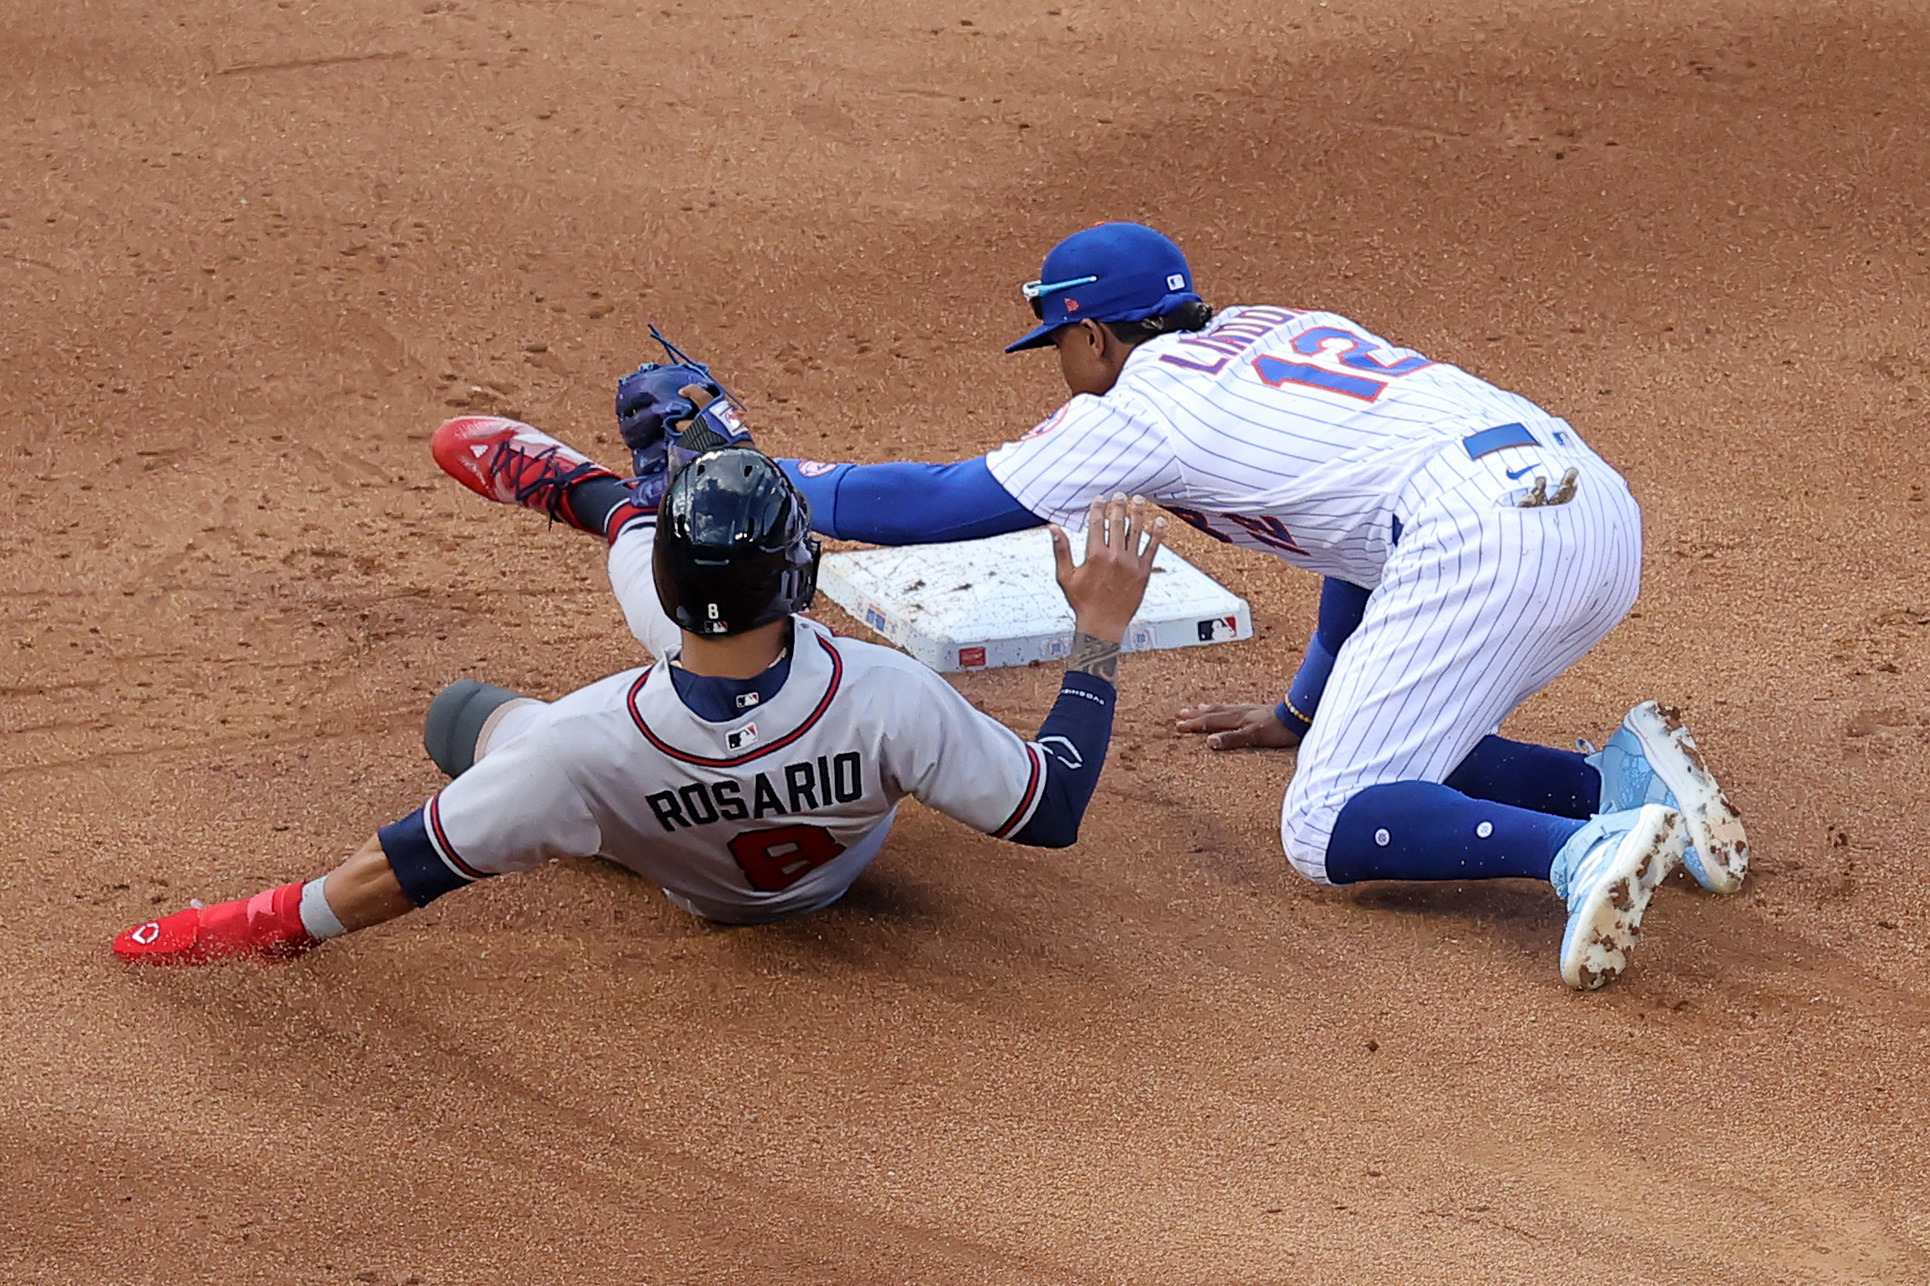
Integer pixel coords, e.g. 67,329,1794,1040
645,751,865,832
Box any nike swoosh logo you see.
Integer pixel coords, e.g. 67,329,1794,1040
1504,463,1541,480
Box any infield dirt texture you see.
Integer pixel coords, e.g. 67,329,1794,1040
3,2,1927,1282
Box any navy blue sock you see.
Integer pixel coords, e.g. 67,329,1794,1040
1324,781,1587,884
562,475,636,537
1444,736,1600,819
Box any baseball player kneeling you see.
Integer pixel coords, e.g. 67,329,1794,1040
754,223,1747,990
113,434,1166,963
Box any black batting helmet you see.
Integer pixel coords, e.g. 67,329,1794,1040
653,448,821,636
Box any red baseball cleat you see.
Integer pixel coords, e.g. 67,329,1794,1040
113,881,320,966
431,416,623,532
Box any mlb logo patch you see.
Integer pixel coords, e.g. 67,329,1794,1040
1167,274,1186,290
726,722,759,751
958,646,987,668
734,691,761,710
1196,616,1239,643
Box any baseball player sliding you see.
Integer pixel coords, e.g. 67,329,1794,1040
113,421,1167,961
745,222,1747,990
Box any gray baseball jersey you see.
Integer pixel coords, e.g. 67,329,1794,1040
416,526,1049,923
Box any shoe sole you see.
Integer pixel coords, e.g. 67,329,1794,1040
1561,805,1688,990
1625,701,1749,893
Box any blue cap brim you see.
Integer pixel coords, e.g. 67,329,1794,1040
1003,288,1203,355
1003,321,1063,354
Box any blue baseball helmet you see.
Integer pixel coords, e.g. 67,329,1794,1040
1006,222,1201,353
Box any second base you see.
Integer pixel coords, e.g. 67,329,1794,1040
817,528,1253,672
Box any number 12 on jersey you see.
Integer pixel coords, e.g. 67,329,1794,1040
1253,325,1432,403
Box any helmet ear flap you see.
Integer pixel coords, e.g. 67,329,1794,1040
790,536,823,614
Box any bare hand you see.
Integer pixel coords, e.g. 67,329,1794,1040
1050,494,1168,644
1174,702,1302,751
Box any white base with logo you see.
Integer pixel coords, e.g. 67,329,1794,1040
817,528,1252,673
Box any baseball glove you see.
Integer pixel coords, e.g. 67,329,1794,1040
614,326,754,484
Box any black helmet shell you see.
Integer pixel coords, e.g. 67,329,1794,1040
653,448,821,636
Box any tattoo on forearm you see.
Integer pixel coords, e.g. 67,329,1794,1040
1065,632,1120,682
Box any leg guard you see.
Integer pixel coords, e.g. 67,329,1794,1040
422,680,527,778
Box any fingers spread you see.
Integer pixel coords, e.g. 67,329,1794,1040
1049,524,1072,581
1142,511,1169,563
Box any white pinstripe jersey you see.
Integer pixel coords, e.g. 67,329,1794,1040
422,615,1049,923
985,306,1577,589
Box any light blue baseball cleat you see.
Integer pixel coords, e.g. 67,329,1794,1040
1582,701,1749,894
1550,804,1688,990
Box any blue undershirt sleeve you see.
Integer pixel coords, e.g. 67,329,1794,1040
777,456,1044,544
1275,577,1373,738
1009,671,1116,848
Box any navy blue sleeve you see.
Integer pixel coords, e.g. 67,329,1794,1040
1009,671,1116,848
1275,578,1373,738
377,806,478,907
777,456,1043,543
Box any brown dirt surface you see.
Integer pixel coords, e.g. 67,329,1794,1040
4,0,1927,1282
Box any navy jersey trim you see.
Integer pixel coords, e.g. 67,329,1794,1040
427,796,490,880
378,805,485,907
991,744,1045,839
627,633,845,768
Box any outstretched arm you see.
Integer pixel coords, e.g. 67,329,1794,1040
1004,496,1167,846
884,495,1167,849
113,722,599,966
321,834,416,928
111,831,416,965
777,456,1043,543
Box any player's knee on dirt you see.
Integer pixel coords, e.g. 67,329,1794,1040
1278,780,1345,885
423,680,528,779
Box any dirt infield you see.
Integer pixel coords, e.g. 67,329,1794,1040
3,0,1926,1281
